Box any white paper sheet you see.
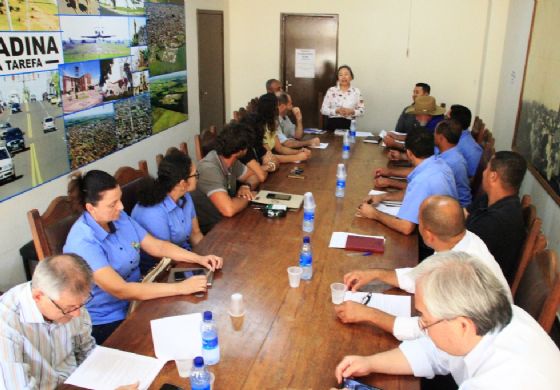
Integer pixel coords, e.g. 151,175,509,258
304,128,326,134
151,313,203,360
344,291,411,317
378,130,388,138
309,143,328,149
389,130,407,136
368,189,387,196
355,131,373,137
329,232,385,248
376,203,400,216
295,48,315,78
334,129,347,136
65,346,165,390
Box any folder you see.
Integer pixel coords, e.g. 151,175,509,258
345,235,385,253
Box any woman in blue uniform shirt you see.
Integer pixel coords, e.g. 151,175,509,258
132,150,203,274
63,170,223,344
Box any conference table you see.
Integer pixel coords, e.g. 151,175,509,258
65,132,419,390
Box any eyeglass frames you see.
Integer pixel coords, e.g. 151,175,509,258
47,292,94,316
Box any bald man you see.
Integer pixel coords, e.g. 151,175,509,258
335,195,510,340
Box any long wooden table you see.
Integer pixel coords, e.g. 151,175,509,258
66,133,419,389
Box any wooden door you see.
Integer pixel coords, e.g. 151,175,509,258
197,10,225,132
281,14,338,129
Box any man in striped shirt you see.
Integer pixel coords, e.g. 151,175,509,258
0,254,96,389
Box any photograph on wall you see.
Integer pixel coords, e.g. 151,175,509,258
60,61,102,114
514,0,560,204
130,45,149,71
57,0,100,16
99,0,144,16
60,15,131,63
129,16,147,46
114,94,151,149
0,70,69,201
132,70,149,95
150,70,187,133
65,103,116,169
0,0,60,31
100,56,133,101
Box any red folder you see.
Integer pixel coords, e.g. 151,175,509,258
345,235,385,253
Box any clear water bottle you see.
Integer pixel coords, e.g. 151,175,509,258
336,163,347,198
302,192,316,233
299,236,313,280
189,356,211,390
201,311,220,365
342,130,350,159
349,119,356,144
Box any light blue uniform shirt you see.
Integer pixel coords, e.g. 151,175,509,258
457,129,483,177
132,194,196,250
439,146,472,207
63,211,147,325
397,155,458,224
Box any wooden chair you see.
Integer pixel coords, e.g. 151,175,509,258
471,116,482,140
510,214,541,295
196,126,218,160
27,196,81,260
521,194,532,208
470,130,495,197
114,160,149,215
514,249,560,333
179,142,188,156
155,153,164,166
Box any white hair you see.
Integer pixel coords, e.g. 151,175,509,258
31,254,93,300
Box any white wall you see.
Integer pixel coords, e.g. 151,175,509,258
0,0,226,291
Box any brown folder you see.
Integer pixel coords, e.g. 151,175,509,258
345,235,385,253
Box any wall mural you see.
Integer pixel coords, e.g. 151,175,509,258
0,0,188,202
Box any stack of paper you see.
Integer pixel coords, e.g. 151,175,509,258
304,128,326,134
151,313,203,360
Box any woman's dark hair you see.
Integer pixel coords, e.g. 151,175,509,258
337,65,354,80
137,150,192,206
240,112,265,147
68,170,118,212
257,93,278,134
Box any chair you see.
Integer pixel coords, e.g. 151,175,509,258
27,196,81,260
114,160,149,215
196,126,218,160
471,116,482,140
470,129,495,197
510,214,541,295
155,153,164,166
179,142,188,156
521,194,532,208
514,249,560,333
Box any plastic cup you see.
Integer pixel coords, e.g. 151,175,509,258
331,282,346,304
175,358,192,378
287,266,303,288
229,293,245,316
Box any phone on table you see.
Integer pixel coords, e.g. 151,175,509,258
342,378,382,390
160,384,184,390
266,192,292,201
168,268,207,282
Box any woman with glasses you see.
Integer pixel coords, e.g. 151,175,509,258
132,150,204,274
64,168,222,344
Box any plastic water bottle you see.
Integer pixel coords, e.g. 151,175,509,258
302,192,316,233
299,236,313,280
201,311,220,365
342,131,350,159
336,163,347,198
349,119,356,144
189,356,211,390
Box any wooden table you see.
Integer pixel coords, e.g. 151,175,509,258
66,133,419,390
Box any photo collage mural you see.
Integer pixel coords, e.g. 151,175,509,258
0,0,188,201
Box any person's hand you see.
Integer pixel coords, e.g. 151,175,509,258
308,137,320,147
356,203,379,219
335,355,374,383
362,194,384,205
373,167,389,178
374,177,391,188
388,149,406,161
292,106,302,121
115,382,139,390
177,275,207,295
198,254,223,271
335,301,372,324
296,149,311,161
237,184,255,200
383,135,399,148
343,269,377,291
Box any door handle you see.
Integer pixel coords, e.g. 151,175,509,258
285,80,293,92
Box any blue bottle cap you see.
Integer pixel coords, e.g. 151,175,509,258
193,356,204,367
203,311,212,321
303,236,310,243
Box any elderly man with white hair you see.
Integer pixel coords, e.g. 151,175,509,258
334,252,560,389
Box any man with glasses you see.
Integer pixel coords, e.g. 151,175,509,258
0,254,96,388
334,252,560,388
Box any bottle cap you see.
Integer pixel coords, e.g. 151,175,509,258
193,356,204,368
303,192,315,208
203,311,212,321
303,236,310,244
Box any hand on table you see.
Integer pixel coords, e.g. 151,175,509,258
308,137,321,147
237,185,256,200
335,355,374,384
373,167,390,178
177,275,207,295
388,149,407,161
361,194,385,205
374,177,392,188
198,254,223,271
335,301,372,324
343,269,378,291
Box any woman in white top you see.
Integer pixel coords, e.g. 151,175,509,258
320,65,365,131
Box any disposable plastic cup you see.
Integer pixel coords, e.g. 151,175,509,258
331,282,346,304
175,358,192,378
287,266,303,288
229,293,245,316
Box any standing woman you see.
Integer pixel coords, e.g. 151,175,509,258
320,65,365,131
64,170,222,344
132,150,204,274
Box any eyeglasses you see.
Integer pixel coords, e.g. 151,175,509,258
418,317,446,335
47,292,94,316
187,171,200,180
361,292,373,305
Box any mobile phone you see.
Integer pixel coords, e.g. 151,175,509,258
206,270,214,287
266,192,292,201
169,268,207,282
160,384,184,390
342,378,382,390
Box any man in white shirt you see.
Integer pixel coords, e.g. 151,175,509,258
334,252,560,389
276,92,319,148
335,195,510,340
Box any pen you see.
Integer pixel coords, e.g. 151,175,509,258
346,251,373,257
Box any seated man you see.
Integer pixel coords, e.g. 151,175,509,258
276,92,319,148
191,123,260,233
358,127,457,235
0,254,96,388
448,104,482,178
466,150,527,283
334,252,560,388
434,119,471,206
265,78,282,94
336,195,510,341
394,82,430,135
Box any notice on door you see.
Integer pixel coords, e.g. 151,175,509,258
295,48,315,78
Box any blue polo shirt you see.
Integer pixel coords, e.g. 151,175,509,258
457,130,482,177
439,146,472,207
63,211,147,325
397,155,458,224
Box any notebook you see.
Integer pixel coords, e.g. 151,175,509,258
252,190,304,210
345,235,385,253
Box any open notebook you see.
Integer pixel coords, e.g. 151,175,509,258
252,190,304,210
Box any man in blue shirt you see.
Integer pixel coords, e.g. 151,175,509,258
359,127,457,235
434,119,472,207
449,104,482,177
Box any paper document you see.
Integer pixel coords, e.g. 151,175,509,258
368,189,387,196
378,130,388,138
150,313,202,360
304,128,326,134
389,130,407,136
329,232,385,248
345,291,411,317
309,143,328,149
355,131,373,137
334,129,346,136
65,346,165,390
376,203,400,216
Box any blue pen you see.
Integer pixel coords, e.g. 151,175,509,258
346,251,373,257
